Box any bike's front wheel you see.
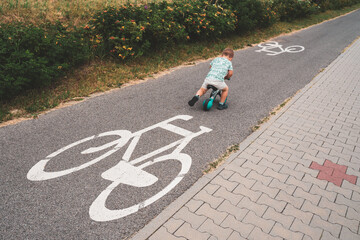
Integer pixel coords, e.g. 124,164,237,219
89,152,192,222
285,45,305,53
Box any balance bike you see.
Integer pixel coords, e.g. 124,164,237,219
203,84,227,111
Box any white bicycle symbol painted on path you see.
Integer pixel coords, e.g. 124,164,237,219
27,115,212,222
255,41,305,56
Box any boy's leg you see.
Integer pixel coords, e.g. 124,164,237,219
196,88,207,97
219,86,228,103
188,88,207,106
218,86,229,110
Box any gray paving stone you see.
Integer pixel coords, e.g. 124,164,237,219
217,200,249,221
194,189,224,209
247,171,273,186
290,218,323,240
248,227,283,240
270,222,303,240
263,168,289,183
243,211,275,233
320,230,340,240
237,197,268,217
196,203,228,225
257,193,286,213
273,156,297,170
219,169,235,180
149,226,186,240
263,140,285,153
164,218,184,234
221,214,254,239
340,226,360,240
214,186,244,206
326,182,352,199
233,183,261,202
252,181,280,198
280,166,304,180
346,207,360,222
173,207,207,229
253,150,276,162
295,164,318,178
230,157,248,168
329,211,359,234
294,188,321,206
259,159,283,172
203,183,221,195
319,197,347,217
283,204,313,224
243,161,267,174
286,176,312,192
174,222,210,240
277,190,304,209
310,215,341,238
335,194,360,213
269,178,296,195
227,231,246,240
303,174,328,190
228,172,256,189
263,206,294,229
199,218,232,240
301,200,330,220
225,162,250,177
310,185,336,202
302,153,325,166
211,175,238,192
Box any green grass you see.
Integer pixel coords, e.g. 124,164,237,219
1,4,360,125
0,0,173,26
204,144,240,174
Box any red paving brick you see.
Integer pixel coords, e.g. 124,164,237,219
310,159,358,187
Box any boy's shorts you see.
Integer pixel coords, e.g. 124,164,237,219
201,78,227,90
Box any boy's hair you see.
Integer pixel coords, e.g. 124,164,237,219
222,48,234,58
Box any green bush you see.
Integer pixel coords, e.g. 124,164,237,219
312,0,360,10
273,0,319,21
0,22,90,100
89,0,237,60
217,0,277,32
173,0,237,39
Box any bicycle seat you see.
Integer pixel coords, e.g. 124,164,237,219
207,85,218,91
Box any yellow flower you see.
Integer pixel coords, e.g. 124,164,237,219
58,66,62,69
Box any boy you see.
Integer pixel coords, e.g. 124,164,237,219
188,48,234,110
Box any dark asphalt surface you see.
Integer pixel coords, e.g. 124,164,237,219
1,9,360,239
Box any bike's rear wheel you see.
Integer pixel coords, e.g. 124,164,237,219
89,153,192,222
203,98,213,111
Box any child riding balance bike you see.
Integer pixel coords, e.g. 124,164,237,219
188,48,234,110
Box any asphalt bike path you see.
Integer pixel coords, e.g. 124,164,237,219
133,31,360,240
1,9,359,239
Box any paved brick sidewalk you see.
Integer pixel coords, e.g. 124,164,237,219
131,37,360,240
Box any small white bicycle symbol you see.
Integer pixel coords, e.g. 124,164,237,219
255,41,305,56
27,115,212,222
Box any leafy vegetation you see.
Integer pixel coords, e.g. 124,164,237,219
1,0,360,123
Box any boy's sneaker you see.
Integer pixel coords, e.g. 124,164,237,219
188,96,199,106
217,103,228,110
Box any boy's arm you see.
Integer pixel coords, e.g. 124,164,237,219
225,70,233,80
